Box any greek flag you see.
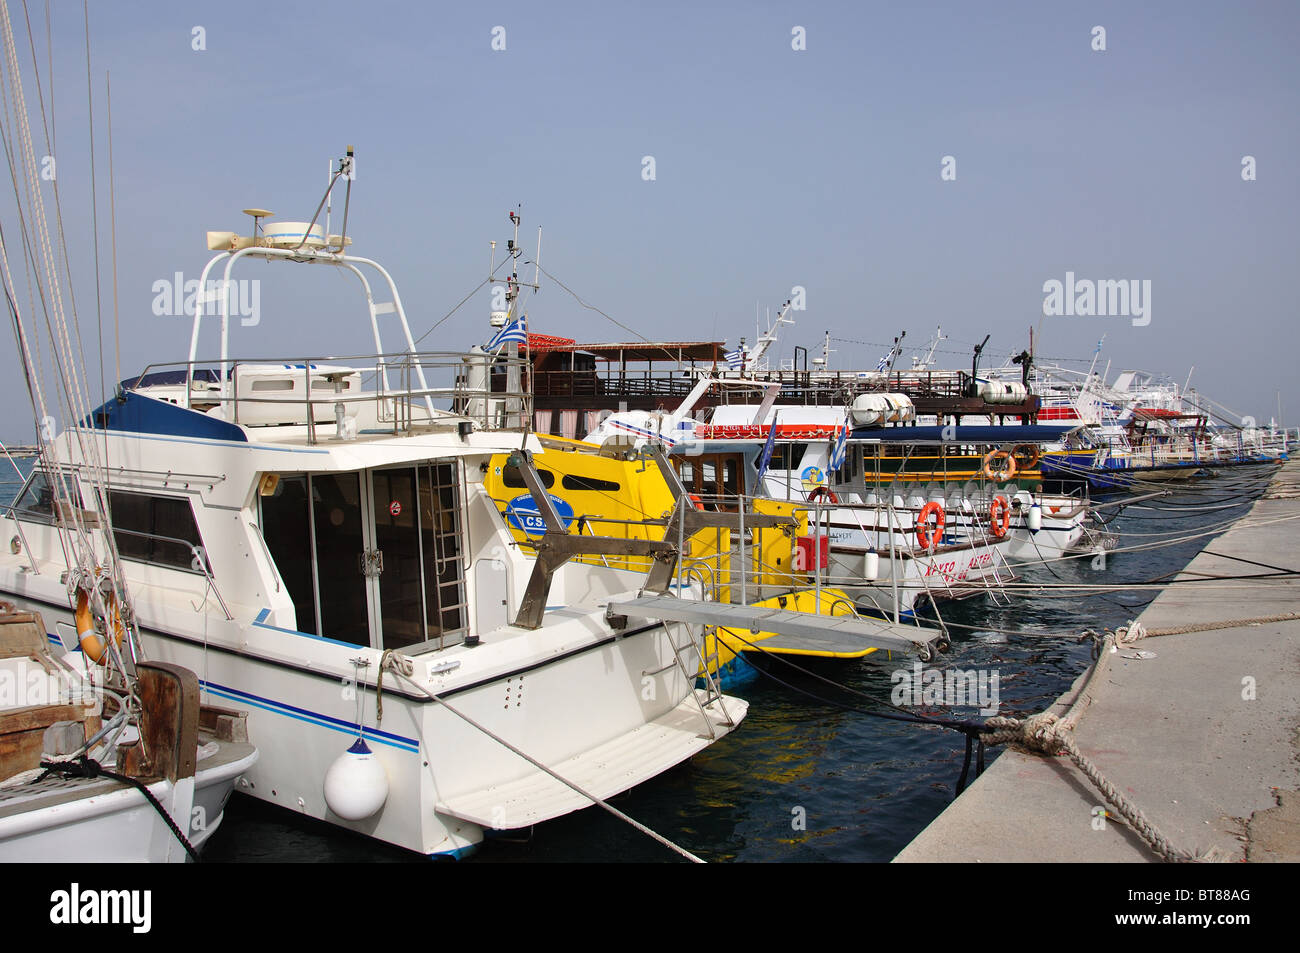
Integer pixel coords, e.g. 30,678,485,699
755,414,779,483
876,353,890,371
828,421,848,471
486,314,528,351
726,347,745,370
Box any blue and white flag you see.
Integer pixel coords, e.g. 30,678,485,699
755,414,779,483
725,347,746,370
876,353,890,371
828,420,849,471
486,314,528,351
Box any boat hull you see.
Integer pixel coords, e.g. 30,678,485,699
3,594,741,857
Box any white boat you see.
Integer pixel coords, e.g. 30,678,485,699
0,179,748,858
695,404,1097,563
0,6,256,861
0,600,257,861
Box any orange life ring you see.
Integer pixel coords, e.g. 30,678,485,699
75,587,124,665
989,495,1011,538
807,485,839,504
982,449,1018,482
916,501,946,550
1012,443,1041,470
688,493,703,510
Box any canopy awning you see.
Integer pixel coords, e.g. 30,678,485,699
848,424,1078,445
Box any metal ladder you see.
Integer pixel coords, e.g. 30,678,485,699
966,492,1014,607
426,461,470,637
657,616,734,737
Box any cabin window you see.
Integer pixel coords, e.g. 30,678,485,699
561,474,620,492
10,469,82,524
502,465,555,489
108,490,208,573
259,475,318,635
756,443,807,471
722,459,739,497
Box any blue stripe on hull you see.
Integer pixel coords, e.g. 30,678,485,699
198,679,420,753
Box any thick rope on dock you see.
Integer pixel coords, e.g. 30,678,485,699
981,710,1207,863
1136,611,1300,638
974,615,1300,863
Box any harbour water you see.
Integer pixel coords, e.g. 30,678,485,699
161,466,1273,863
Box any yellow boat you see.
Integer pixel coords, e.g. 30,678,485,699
483,437,881,684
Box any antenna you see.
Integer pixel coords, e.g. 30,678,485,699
812,330,828,367
243,208,272,239
336,145,354,251
1086,333,1105,380
534,226,542,292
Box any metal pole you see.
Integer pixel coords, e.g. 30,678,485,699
738,494,746,605
889,504,899,624
813,500,821,614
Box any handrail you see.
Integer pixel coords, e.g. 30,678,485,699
109,525,234,621
131,349,534,439
247,522,282,593
1,502,41,574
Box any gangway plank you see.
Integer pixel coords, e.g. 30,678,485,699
607,594,944,657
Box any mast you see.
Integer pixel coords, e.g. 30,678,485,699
743,297,795,371
912,326,944,370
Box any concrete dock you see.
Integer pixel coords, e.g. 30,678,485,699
895,460,1300,863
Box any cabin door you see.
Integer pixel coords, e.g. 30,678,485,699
363,462,467,651
674,452,744,510
259,465,466,650
366,468,422,648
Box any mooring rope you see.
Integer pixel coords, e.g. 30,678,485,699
36,755,201,862
977,612,1300,862
980,707,1209,863
1139,611,1300,637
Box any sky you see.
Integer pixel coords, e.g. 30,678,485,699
1,0,1297,441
